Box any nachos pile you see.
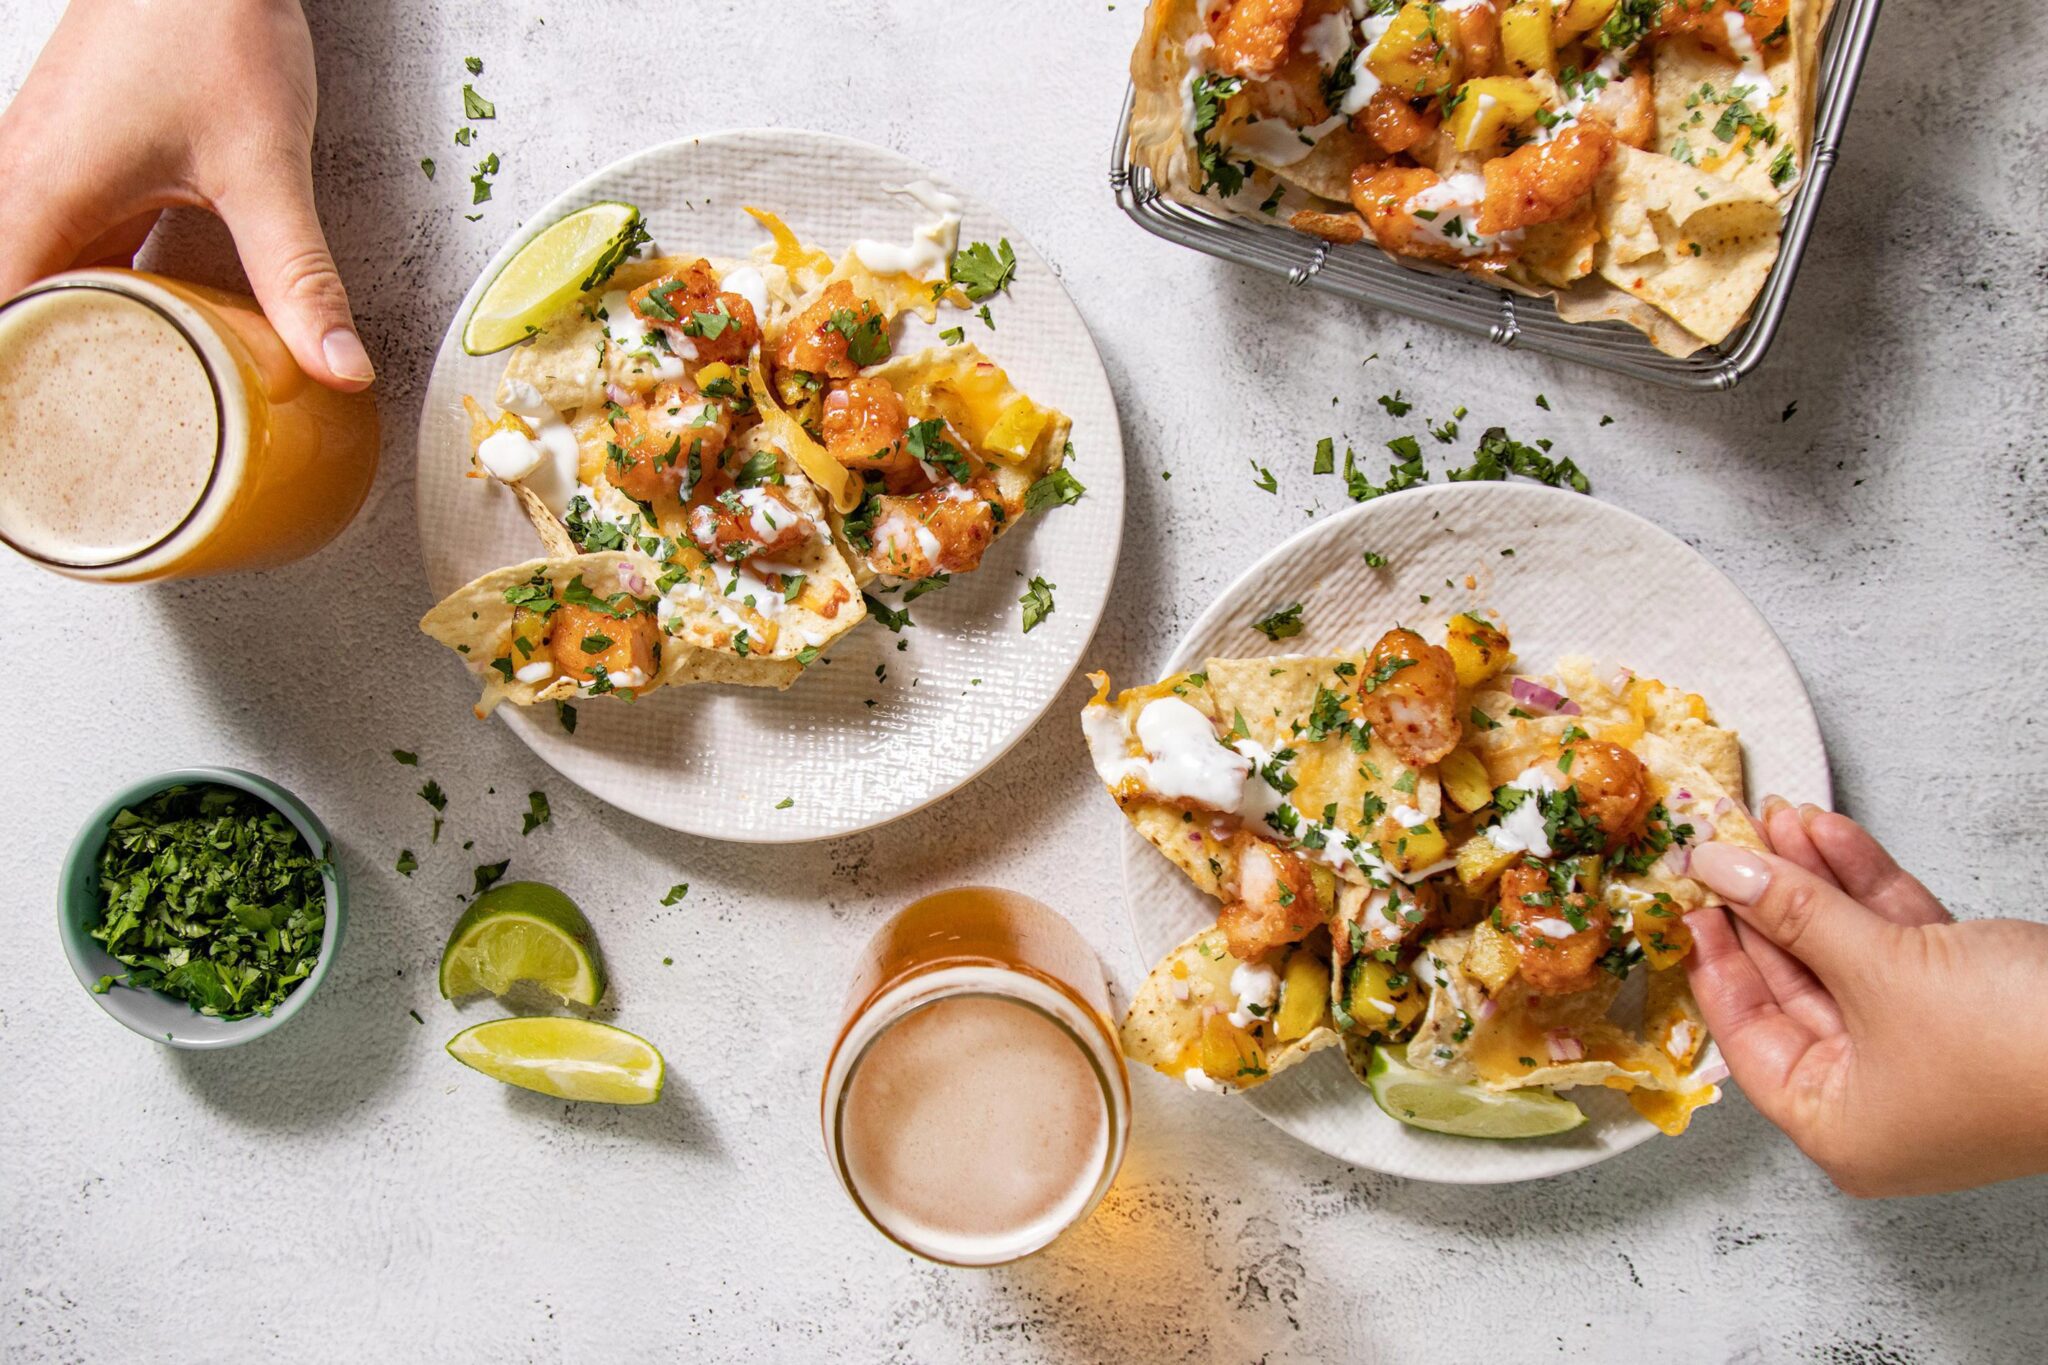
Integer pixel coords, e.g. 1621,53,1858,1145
423,197,1074,715
1129,0,1830,354
1088,612,1760,1136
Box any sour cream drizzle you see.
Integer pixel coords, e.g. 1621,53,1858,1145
852,181,962,280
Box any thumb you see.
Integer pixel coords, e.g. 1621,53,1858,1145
217,161,372,391
1689,841,1890,988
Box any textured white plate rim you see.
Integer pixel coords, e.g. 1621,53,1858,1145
414,128,1125,844
1117,480,1831,1183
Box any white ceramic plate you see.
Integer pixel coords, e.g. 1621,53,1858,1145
416,130,1124,842
1116,482,1831,1183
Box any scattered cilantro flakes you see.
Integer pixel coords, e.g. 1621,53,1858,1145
1600,414,1615,426
1250,460,1279,494
88,785,328,1019
461,83,495,120
1446,426,1590,493
1313,437,1335,475
1020,576,1056,633
392,750,419,766
1363,550,1388,568
419,158,436,180
903,573,951,603
776,797,795,810
1025,466,1087,513
863,592,914,632
1781,401,1798,422
939,326,964,345
409,1008,425,1025
1252,602,1305,641
950,238,1017,302
1377,391,1411,417
472,860,510,896
521,791,551,836
464,56,483,75
556,701,578,734
1535,393,1550,410
396,849,418,877
662,884,690,905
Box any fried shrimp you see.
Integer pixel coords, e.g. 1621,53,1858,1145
628,259,759,366
1581,69,1655,149
1477,120,1614,235
1357,627,1462,767
820,376,915,478
1216,834,1325,960
1204,0,1309,78
603,384,732,502
862,489,996,579
776,281,885,381
1654,0,1790,53
1357,89,1438,155
1497,862,1612,996
549,602,660,690
1548,738,1652,850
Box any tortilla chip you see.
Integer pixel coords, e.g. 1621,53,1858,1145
1128,0,1210,202
1121,927,1339,1092
861,342,1072,524
1650,30,1802,203
1591,145,1780,347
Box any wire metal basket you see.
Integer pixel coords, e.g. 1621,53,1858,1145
1109,0,1883,391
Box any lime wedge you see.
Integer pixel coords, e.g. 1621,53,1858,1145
462,201,646,354
1366,1047,1586,1139
447,1017,664,1104
439,880,606,1006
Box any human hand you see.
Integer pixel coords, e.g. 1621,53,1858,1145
0,0,371,388
1684,799,2048,1197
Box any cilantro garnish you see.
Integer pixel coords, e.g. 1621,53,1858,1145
1019,576,1056,633
950,238,1017,302
1250,460,1279,494
862,592,915,632
521,791,551,836
462,84,495,120
472,860,510,896
1025,466,1086,512
826,307,891,366
396,849,418,877
1252,602,1305,641
662,884,689,905
88,785,328,1018
556,701,578,734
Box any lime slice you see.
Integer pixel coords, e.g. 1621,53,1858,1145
1366,1046,1586,1139
462,201,645,355
446,1017,664,1104
439,880,606,1006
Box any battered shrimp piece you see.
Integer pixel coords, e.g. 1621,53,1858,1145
1205,0,1309,79
1447,0,1499,79
1545,738,1652,850
1581,69,1654,149
1477,120,1614,235
776,281,886,381
820,376,914,478
549,602,660,689
1496,862,1612,996
604,384,732,502
861,490,996,579
687,482,812,565
628,259,759,366
1655,0,1790,53
1290,209,1366,243
1357,88,1438,156
1357,627,1462,767
1216,835,1325,961
1349,165,1505,268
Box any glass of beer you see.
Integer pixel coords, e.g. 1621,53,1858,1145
822,887,1130,1267
0,269,379,581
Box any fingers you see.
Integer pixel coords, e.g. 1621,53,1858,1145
1682,907,1819,1099
1800,807,1952,927
1732,917,1843,1037
216,161,372,391
73,209,164,269
1761,795,1839,887
1689,841,1892,985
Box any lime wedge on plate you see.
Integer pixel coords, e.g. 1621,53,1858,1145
1366,1047,1586,1139
462,201,645,354
439,880,606,1006
447,1017,665,1104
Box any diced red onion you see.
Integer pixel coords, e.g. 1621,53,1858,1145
1690,816,1716,846
1473,994,1498,1022
1659,845,1691,876
1545,1029,1584,1062
606,383,633,405
619,563,648,595
1609,664,1634,695
1187,831,1204,846
1715,796,1735,817
1675,788,1693,803
1510,677,1581,716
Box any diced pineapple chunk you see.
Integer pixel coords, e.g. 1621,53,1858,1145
1551,0,1620,43
1200,1011,1267,1082
1439,748,1494,814
1444,612,1513,689
982,398,1052,462
1273,949,1332,1042
1367,2,1462,97
1572,853,1604,897
1464,918,1522,993
1308,864,1339,917
1445,77,1549,152
1499,0,1556,75
1455,832,1519,891
1633,892,1695,970
1379,818,1449,873
509,606,550,678
1345,957,1426,1034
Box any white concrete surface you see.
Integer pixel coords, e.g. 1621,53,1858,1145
3,2,2044,1362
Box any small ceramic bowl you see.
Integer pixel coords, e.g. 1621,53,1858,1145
58,767,348,1048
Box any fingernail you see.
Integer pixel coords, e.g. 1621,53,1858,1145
1798,803,1826,825
322,327,375,383
1691,842,1771,905
1762,794,1792,818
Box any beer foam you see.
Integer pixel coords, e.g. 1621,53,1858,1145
0,287,217,565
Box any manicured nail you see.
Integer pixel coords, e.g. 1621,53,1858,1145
1762,794,1792,818
1798,803,1826,825
322,327,375,383
1691,842,1771,905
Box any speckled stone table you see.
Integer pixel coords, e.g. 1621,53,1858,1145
4,2,2043,1361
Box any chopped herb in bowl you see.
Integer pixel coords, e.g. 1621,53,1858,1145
90,784,331,1019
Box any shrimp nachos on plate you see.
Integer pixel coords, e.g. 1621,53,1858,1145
1129,0,1829,355
422,196,1078,716
1087,612,1760,1140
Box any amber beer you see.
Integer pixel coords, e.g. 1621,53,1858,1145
0,269,378,580
822,888,1130,1266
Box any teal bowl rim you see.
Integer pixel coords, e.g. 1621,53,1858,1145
58,767,348,1049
